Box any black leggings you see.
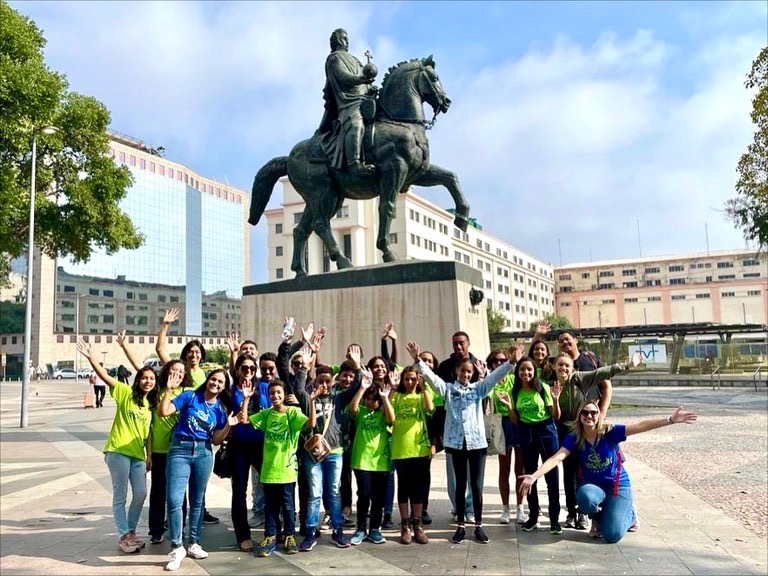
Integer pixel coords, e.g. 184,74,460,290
93,385,106,407
446,446,486,524
353,469,387,530
393,457,430,505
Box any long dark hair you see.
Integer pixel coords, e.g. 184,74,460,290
132,366,158,409
234,353,258,387
397,365,422,394
199,368,233,412
158,360,192,391
181,339,207,363
527,339,556,382
510,356,542,405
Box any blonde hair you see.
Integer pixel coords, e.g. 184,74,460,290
568,399,611,451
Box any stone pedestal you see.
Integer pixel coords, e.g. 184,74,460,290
242,261,489,364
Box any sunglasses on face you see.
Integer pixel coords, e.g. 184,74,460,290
240,365,256,373
489,357,506,364
580,409,599,418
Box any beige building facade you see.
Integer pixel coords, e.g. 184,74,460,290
262,180,556,332
554,250,768,329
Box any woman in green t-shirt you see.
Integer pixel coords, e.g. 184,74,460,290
390,366,433,545
76,337,158,554
348,369,394,546
497,357,563,535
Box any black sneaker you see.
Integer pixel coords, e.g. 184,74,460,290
550,523,563,535
203,511,220,525
565,514,576,528
421,510,433,525
575,513,588,530
474,526,489,543
381,513,394,529
521,518,540,532
150,534,164,545
451,527,466,544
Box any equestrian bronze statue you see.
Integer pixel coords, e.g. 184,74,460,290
249,28,470,277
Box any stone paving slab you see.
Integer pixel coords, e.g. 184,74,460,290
1,381,766,575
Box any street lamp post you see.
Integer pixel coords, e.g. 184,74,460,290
20,126,57,429
74,294,84,380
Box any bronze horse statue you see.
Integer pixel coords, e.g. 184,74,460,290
248,56,470,277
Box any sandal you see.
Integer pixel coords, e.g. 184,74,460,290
239,539,255,552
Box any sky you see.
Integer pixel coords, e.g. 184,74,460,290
12,0,767,284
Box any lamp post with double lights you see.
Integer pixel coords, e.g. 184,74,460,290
20,126,58,429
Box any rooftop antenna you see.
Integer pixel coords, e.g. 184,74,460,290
636,219,642,257
557,238,562,266
589,248,593,262
705,222,710,255
223,175,230,186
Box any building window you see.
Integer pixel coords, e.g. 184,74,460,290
718,274,736,280
743,259,760,266
389,233,397,244
276,223,283,234
581,272,590,279
484,242,490,252
336,206,349,218
717,261,734,268
158,295,166,302
669,278,686,285
558,274,571,281
294,212,303,225
645,267,660,274
624,297,638,303
476,239,483,249
463,254,470,265
170,296,179,303
276,246,283,257
276,268,284,279
743,272,761,278
598,283,614,289
695,293,710,299
671,295,686,300
485,280,492,290
648,296,661,301
139,293,147,301
103,290,114,297
722,291,735,298
454,251,462,262
623,281,638,288
343,234,352,260
602,299,615,304
622,269,636,276
747,290,761,296
668,264,684,272
598,270,614,277
561,302,571,307
89,288,98,295
453,229,461,239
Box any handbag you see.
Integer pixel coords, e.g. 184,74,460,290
213,440,232,479
304,402,334,463
484,397,506,456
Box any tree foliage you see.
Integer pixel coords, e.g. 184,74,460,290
0,2,143,285
529,313,573,332
0,301,24,333
206,346,231,367
486,305,507,335
726,46,768,250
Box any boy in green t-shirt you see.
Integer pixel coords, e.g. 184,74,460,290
244,379,317,557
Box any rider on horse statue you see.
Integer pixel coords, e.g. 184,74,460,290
318,28,378,178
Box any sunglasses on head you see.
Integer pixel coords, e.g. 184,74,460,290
580,409,599,418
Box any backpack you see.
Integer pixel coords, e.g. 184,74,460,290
581,350,599,369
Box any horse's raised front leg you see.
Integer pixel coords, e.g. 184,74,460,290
412,163,470,232
377,159,408,262
291,211,312,277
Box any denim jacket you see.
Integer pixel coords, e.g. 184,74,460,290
416,359,514,450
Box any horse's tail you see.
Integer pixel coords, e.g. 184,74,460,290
248,156,288,226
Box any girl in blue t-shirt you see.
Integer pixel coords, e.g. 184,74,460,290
518,398,697,543
158,369,236,571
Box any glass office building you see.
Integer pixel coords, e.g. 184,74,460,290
55,131,248,337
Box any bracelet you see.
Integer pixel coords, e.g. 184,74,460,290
667,415,674,425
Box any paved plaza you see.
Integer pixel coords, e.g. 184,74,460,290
1,380,766,575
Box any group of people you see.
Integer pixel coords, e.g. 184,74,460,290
79,314,697,571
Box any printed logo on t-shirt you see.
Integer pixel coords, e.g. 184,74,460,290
266,416,289,442
186,409,214,435
584,446,612,472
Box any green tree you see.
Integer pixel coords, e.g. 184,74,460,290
529,313,573,332
726,46,768,249
0,302,24,333
0,2,143,286
206,345,231,367
486,304,507,334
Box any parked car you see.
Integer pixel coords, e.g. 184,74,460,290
77,368,94,378
53,368,77,379
144,358,163,371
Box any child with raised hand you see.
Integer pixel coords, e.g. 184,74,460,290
243,378,317,557
76,337,157,555
390,366,434,545
348,367,395,545
407,339,523,545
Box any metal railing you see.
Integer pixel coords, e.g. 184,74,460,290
710,366,722,391
753,366,764,392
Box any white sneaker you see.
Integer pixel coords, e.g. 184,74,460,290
165,546,186,571
516,506,528,524
187,543,208,559
466,513,475,524
500,507,511,524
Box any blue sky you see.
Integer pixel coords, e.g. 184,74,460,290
12,1,767,284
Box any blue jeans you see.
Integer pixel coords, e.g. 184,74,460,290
264,482,296,536
305,452,343,530
577,483,635,543
446,452,473,515
104,452,147,537
166,438,213,546
519,419,560,524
